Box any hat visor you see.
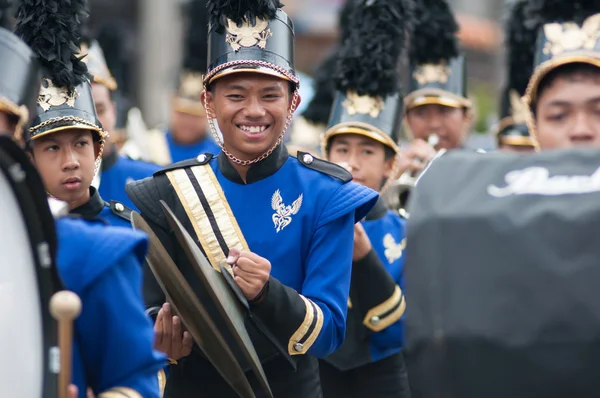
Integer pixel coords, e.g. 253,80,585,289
31,123,104,141
323,122,400,154
404,88,472,110
524,54,600,105
206,64,293,85
171,96,206,116
499,135,535,147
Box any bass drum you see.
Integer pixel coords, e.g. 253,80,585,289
0,137,60,397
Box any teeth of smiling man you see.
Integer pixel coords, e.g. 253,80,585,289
239,125,267,133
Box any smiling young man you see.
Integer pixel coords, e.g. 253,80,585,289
522,1,600,150
126,0,378,397
318,1,411,397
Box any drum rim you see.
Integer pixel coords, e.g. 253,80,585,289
0,136,61,398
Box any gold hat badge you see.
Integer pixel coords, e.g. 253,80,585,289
225,18,273,52
342,91,385,118
509,89,527,124
412,63,452,85
38,78,79,112
179,72,204,98
543,14,600,56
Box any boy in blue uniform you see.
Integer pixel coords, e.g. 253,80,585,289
56,213,166,398
127,0,378,396
130,0,219,165
78,38,160,210
319,0,411,396
521,0,600,150
0,5,164,396
17,0,134,228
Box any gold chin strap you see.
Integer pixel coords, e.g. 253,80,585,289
521,94,542,152
203,85,299,166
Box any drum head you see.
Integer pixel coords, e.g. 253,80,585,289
0,137,59,398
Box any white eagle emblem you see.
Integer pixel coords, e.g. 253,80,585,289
383,234,406,264
271,189,303,233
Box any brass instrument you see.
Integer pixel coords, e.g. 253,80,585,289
383,135,446,218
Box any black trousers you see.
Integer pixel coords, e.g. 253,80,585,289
319,352,412,398
165,353,323,398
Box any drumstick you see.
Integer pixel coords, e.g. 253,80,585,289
50,291,82,398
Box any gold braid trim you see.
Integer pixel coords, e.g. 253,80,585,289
0,97,29,143
97,387,143,398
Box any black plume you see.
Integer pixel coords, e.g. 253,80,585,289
15,0,88,89
333,0,413,98
526,0,599,27
410,0,459,65
183,0,209,73
208,0,283,33
0,0,14,30
302,50,338,124
338,0,358,45
505,0,537,96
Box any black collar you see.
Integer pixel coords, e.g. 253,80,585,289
218,144,289,184
70,186,106,218
101,145,119,172
365,197,388,221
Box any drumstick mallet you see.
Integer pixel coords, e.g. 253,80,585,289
49,291,82,398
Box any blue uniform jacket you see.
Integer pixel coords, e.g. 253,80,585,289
99,149,160,211
71,187,134,228
55,217,165,397
128,144,378,357
324,199,407,371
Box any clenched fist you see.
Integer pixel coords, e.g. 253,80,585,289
227,248,271,302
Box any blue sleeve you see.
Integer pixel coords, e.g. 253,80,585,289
75,252,166,397
302,211,355,356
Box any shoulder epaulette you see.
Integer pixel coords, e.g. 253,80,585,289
296,151,352,183
153,153,215,176
107,200,133,222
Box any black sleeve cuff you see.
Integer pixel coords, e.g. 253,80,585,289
252,277,324,356
350,249,405,332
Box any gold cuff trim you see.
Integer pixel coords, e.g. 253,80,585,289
98,387,143,398
288,295,324,356
322,122,400,155
147,130,172,166
404,88,472,110
166,164,250,275
157,369,166,397
348,297,352,309
363,285,406,332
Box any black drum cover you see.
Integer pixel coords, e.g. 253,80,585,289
0,137,60,397
405,149,600,398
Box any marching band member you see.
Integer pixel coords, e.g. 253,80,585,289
319,0,412,396
127,0,378,396
0,3,165,396
495,0,536,153
17,0,135,227
522,0,600,150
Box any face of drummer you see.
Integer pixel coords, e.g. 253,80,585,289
535,63,600,150
0,110,18,137
30,129,101,210
328,134,395,191
202,72,300,162
406,104,471,150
